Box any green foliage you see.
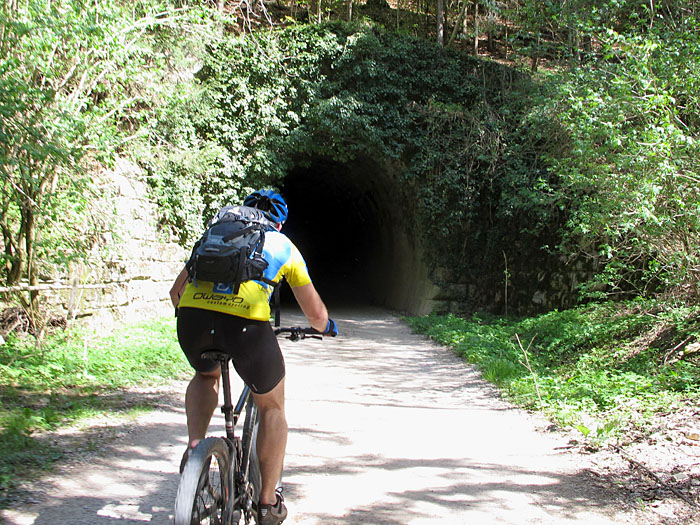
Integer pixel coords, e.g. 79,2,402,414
108,2,700,309
541,27,700,299
0,316,190,498
486,2,700,302
0,0,102,285
117,3,228,244
406,301,700,443
1,0,699,329
167,21,563,314
0,0,220,325
94,2,700,310
502,0,692,66
135,84,220,245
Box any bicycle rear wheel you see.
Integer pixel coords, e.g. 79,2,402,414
174,437,231,525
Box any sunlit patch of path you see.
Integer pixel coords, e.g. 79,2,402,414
282,307,629,524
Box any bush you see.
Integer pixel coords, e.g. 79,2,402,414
406,300,700,441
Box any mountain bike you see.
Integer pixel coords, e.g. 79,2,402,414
173,326,320,525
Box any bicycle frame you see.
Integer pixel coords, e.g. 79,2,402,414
202,350,250,441
200,351,259,524
227,364,257,494
221,356,251,440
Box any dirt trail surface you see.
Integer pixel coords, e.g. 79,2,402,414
0,308,671,524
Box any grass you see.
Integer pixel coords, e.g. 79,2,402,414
0,316,191,503
405,299,700,445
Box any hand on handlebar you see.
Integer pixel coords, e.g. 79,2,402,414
274,326,322,341
274,319,338,341
321,318,338,337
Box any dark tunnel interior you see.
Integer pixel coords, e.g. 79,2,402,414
278,161,389,308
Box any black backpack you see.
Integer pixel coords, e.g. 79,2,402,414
185,205,278,294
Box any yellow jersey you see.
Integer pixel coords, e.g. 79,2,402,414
178,231,311,321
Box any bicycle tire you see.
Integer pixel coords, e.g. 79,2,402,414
174,437,231,525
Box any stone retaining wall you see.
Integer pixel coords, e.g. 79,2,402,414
2,159,188,332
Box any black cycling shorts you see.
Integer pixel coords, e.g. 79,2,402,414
176,307,285,395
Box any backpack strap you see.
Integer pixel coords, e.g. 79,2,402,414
232,248,247,294
253,231,280,289
184,238,202,283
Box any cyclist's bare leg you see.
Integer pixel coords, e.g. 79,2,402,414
185,369,221,448
252,378,288,505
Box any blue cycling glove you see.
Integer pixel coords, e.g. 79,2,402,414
322,318,338,337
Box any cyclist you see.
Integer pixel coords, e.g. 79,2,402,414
169,189,338,525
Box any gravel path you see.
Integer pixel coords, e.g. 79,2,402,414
2,308,644,524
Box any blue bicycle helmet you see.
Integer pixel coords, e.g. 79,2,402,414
243,189,288,223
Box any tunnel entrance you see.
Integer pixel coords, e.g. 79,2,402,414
279,160,383,308
277,158,441,314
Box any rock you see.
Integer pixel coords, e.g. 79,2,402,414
673,472,689,483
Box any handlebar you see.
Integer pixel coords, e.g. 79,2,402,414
274,326,323,342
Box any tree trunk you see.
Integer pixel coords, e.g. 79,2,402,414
1,222,22,285
348,0,353,21
487,3,495,54
23,206,39,311
17,204,44,340
437,0,445,46
447,0,469,47
531,32,540,72
472,0,479,55
569,27,580,65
